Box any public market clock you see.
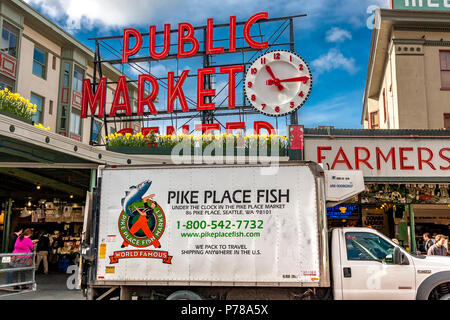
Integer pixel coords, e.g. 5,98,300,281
244,50,312,117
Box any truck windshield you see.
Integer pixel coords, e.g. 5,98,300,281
345,232,395,263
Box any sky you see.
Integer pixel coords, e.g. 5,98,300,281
23,0,389,133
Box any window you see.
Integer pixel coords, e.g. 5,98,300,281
370,111,379,129
30,93,44,124
32,47,47,79
49,100,53,115
73,66,84,92
52,56,57,70
70,108,81,136
60,105,67,130
345,232,395,263
445,114,450,129
0,74,14,91
1,22,18,57
63,63,70,87
92,120,102,143
440,51,450,89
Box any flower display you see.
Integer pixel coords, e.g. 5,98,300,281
33,123,50,131
0,88,37,121
105,131,288,153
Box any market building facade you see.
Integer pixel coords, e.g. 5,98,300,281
362,7,450,129
303,128,450,254
0,0,140,144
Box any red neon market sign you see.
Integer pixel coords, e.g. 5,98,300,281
81,12,269,119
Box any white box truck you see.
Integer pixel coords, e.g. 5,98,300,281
80,162,450,300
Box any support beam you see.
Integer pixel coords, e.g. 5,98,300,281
0,168,85,197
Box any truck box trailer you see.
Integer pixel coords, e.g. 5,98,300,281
81,162,450,300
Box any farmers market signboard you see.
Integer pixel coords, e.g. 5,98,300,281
391,0,450,10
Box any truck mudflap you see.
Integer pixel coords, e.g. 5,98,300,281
416,271,450,300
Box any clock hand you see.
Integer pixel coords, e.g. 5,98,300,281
265,65,284,91
266,76,310,85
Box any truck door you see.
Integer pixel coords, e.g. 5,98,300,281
340,231,416,300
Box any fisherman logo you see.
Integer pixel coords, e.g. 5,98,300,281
110,180,172,265
118,200,166,248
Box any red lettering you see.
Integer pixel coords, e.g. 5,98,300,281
376,147,396,170
206,19,224,54
226,122,245,134
220,65,244,109
149,24,170,60
244,12,269,49
195,123,220,134
81,77,106,118
141,127,159,136
117,128,133,135
177,23,199,58
229,16,236,52
122,28,143,63
166,126,175,135
138,74,158,115
254,121,275,135
439,148,450,170
399,147,414,170
317,146,331,163
167,70,189,113
355,147,373,170
110,76,132,117
418,147,436,170
331,147,353,170
197,67,216,111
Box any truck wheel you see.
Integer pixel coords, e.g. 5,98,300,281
166,290,202,300
439,294,450,300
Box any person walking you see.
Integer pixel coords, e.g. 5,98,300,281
11,228,36,289
423,233,435,254
427,234,448,256
35,229,50,275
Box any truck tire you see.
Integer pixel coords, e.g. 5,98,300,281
416,272,450,300
166,290,202,300
439,294,450,300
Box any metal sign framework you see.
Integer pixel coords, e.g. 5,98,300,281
88,14,307,146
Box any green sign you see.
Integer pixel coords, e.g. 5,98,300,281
392,0,450,10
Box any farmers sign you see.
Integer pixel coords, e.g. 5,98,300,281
304,138,450,178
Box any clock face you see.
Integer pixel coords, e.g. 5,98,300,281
244,50,313,117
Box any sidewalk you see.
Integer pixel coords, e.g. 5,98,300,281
0,272,85,300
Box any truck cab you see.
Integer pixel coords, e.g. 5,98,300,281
331,227,450,300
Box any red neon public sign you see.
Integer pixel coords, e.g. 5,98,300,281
81,12,270,119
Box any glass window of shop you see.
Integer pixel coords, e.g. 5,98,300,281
33,47,47,79
70,108,81,136
0,74,14,91
63,62,70,87
60,105,67,130
30,93,44,123
73,66,84,92
1,21,18,58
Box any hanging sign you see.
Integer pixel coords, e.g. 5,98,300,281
81,12,312,120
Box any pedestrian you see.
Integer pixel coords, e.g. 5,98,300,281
427,234,448,256
35,229,50,275
11,228,36,289
423,233,435,254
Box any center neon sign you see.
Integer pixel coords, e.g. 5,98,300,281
81,13,269,120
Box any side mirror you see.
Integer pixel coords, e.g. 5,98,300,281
393,247,409,265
